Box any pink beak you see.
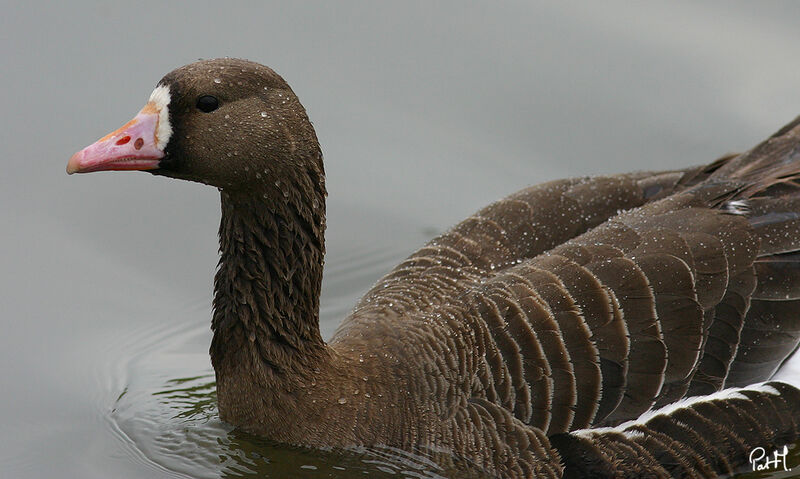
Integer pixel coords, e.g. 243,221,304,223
67,103,165,174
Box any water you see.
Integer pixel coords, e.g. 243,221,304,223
4,1,800,478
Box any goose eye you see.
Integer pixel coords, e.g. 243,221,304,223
196,95,219,113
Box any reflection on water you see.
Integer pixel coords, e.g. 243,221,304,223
153,375,217,423
114,359,480,478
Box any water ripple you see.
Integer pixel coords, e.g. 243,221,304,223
104,266,471,477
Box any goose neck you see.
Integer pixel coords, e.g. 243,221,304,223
210,188,327,376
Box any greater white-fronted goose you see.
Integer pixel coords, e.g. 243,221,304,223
67,58,800,478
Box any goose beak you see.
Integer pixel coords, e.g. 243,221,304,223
67,104,165,174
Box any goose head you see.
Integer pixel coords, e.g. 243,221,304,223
67,58,324,198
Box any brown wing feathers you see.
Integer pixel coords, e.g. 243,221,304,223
550,117,800,475
458,202,744,431
338,119,800,476
709,120,800,389
686,266,756,396
474,121,800,432
584,255,665,424
346,174,666,322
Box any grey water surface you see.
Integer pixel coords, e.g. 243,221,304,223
3,1,800,478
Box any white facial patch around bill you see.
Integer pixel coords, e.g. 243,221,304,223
148,84,173,150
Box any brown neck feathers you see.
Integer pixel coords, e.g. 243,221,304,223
210,179,328,378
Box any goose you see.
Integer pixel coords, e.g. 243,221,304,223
67,58,800,478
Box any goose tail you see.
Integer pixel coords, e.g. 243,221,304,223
711,114,800,199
